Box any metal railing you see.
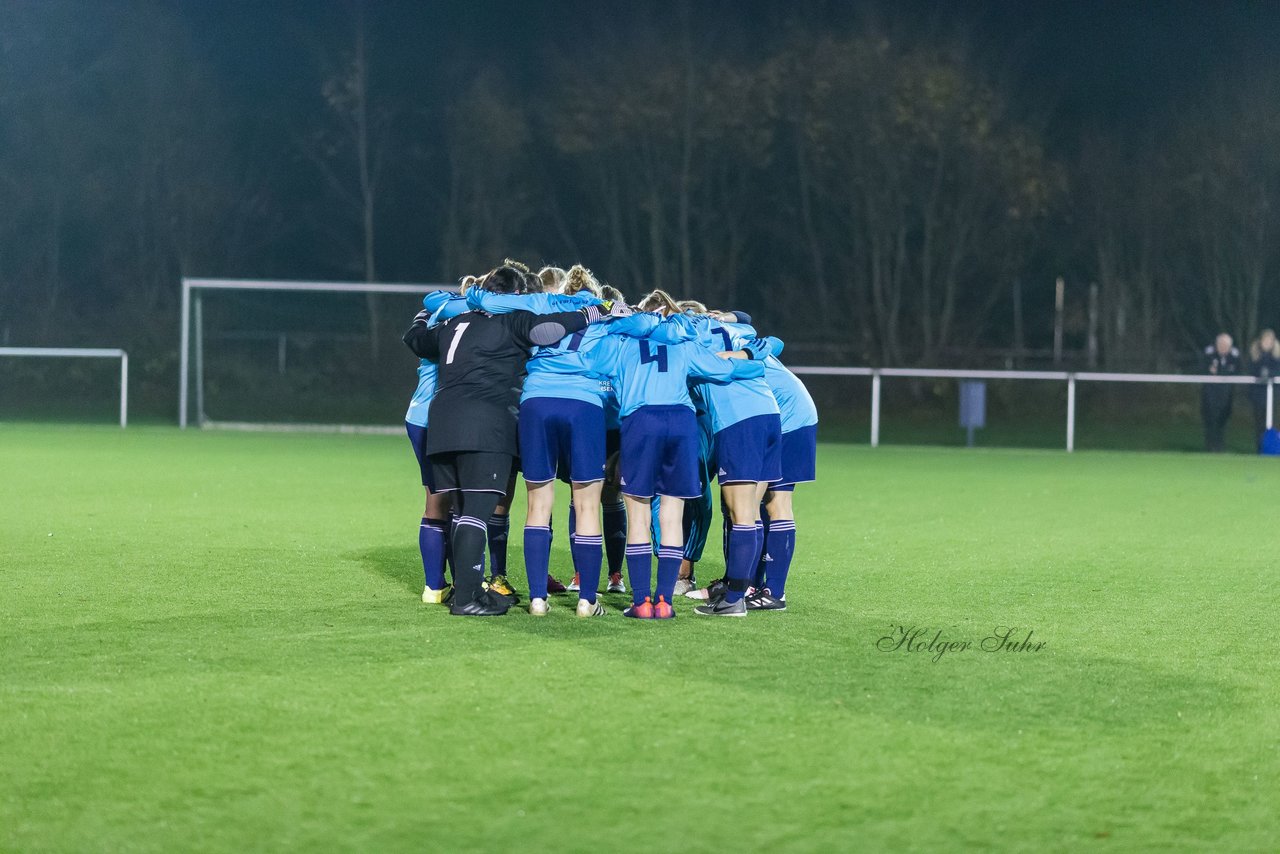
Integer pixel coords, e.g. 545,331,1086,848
0,346,129,427
789,367,1277,452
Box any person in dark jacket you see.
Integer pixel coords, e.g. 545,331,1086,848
1248,329,1280,446
1201,333,1241,452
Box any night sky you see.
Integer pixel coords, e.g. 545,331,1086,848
172,0,1280,139
4,0,1280,388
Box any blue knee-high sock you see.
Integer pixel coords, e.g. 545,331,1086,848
568,501,577,546
571,535,604,603
763,520,796,599
625,543,652,605
751,518,766,588
656,546,683,602
603,502,626,574
487,514,509,577
420,517,448,590
523,526,551,600
724,524,758,604
753,503,771,587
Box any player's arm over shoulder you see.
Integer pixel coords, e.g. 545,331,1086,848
403,309,442,360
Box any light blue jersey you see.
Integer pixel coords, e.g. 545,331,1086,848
585,333,765,419
522,314,661,406
405,291,458,427
686,318,780,433
466,290,601,315
765,357,818,432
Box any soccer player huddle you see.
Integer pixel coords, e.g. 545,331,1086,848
402,260,818,620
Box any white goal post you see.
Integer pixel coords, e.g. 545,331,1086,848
178,278,454,429
0,347,129,427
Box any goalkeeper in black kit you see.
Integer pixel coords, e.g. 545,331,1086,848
402,265,627,616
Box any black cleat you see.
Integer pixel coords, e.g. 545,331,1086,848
745,589,787,611
693,596,747,617
449,591,511,616
485,575,521,605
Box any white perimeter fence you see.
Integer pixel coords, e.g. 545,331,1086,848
0,347,129,427
790,367,1277,452
175,279,1277,449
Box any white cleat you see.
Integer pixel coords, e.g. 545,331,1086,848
422,585,452,604
606,572,627,594
529,597,550,617
673,578,695,597
576,598,606,618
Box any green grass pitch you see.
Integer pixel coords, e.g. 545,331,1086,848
3,424,1278,852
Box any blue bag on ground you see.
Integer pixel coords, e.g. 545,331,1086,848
1261,428,1280,455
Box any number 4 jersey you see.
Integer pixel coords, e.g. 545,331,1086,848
583,330,766,419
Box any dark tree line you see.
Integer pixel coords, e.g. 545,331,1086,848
2,1,1278,412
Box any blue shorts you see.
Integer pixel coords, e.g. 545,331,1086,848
715,413,783,484
619,405,700,499
773,424,817,490
405,422,435,491
518,396,607,484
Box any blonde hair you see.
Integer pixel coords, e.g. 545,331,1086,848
503,258,532,276
563,264,603,298
1251,329,1280,361
637,289,682,316
458,274,480,295
538,266,568,293
601,285,626,304
677,300,708,315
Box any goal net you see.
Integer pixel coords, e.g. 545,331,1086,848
179,278,454,432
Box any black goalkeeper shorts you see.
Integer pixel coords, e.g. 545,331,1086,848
429,451,514,495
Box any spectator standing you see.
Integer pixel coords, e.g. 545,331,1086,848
1248,329,1280,446
1201,333,1241,452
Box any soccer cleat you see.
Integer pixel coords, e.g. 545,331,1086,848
576,598,605,618
484,575,520,604
686,577,727,601
606,572,627,593
450,591,510,617
547,574,567,594
745,589,787,611
623,597,654,619
694,596,747,617
529,597,550,617
673,578,695,597
566,572,581,592
652,595,675,620
422,584,453,605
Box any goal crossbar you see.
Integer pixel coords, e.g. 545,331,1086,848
0,346,129,427
178,278,454,429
